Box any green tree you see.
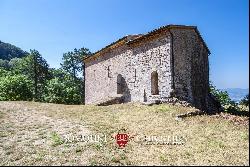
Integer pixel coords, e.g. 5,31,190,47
209,82,232,106
9,57,31,75
239,94,249,106
9,50,50,101
61,47,91,103
43,70,81,104
61,48,91,79
0,59,10,70
209,82,242,113
0,74,33,101
0,68,9,77
48,68,66,79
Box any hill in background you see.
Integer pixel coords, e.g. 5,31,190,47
221,88,249,102
0,40,28,60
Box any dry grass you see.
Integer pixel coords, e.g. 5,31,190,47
0,101,249,165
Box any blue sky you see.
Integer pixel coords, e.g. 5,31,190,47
0,0,249,89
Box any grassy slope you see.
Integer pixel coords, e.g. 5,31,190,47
0,101,249,165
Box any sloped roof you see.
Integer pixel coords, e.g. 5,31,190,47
84,24,210,62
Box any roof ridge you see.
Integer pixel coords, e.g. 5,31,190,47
84,24,210,62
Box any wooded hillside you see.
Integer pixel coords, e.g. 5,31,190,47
0,40,28,60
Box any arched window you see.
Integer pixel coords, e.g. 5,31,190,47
151,71,159,95
117,74,125,94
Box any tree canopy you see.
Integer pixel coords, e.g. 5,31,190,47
0,42,91,105
61,47,91,79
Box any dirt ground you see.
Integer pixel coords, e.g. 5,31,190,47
0,101,249,165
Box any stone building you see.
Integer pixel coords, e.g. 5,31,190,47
84,25,219,112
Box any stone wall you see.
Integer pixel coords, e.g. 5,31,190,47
85,27,210,111
85,32,173,104
171,29,209,111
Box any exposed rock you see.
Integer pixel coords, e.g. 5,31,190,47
96,94,124,106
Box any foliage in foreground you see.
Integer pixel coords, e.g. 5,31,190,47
209,83,232,106
210,82,249,114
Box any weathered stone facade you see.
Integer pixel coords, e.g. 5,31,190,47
84,25,216,111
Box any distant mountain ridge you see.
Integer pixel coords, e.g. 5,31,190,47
0,40,28,60
221,88,249,102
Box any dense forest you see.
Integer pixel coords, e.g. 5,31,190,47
0,40,91,104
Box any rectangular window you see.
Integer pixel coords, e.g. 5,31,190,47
107,65,111,78
134,69,137,81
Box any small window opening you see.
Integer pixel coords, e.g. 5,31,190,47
151,71,159,95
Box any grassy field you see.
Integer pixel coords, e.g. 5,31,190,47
0,101,249,165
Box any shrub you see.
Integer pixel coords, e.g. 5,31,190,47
239,94,249,107
0,74,33,101
209,83,232,106
209,82,242,113
43,76,81,104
